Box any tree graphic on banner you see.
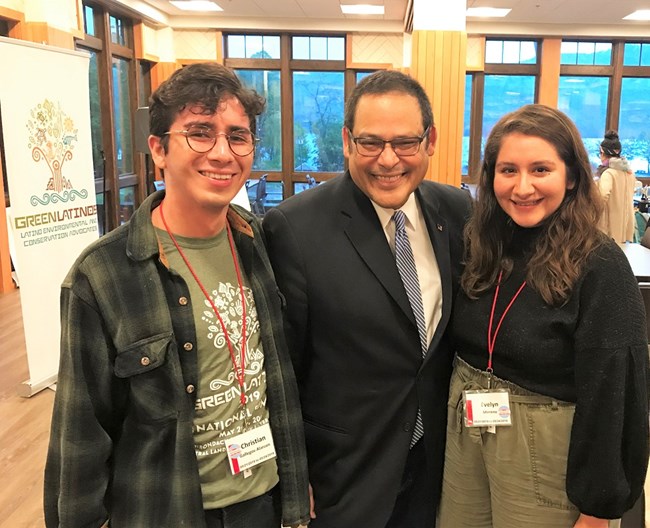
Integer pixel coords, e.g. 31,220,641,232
26,99,78,193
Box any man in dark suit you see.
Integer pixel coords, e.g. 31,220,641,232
263,70,472,528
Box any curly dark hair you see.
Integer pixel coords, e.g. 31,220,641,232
149,62,265,152
462,104,605,306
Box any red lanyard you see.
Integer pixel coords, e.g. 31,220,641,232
487,270,526,373
159,201,248,406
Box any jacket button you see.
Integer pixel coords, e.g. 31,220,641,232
140,356,150,366
183,342,193,351
403,422,411,432
186,384,195,394
179,296,189,306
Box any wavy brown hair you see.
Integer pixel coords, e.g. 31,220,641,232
462,104,605,306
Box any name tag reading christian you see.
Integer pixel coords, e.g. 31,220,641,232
463,389,512,427
226,423,277,476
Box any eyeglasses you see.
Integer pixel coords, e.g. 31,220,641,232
347,127,430,157
164,125,258,156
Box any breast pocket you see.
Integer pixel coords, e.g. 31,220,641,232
114,333,181,424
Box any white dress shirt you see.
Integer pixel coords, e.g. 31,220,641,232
371,193,442,347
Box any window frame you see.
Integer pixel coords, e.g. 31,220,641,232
224,32,365,199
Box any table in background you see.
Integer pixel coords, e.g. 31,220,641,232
618,243,650,282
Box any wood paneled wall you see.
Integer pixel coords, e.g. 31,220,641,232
411,29,467,187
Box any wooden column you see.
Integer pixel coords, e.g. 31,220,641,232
411,29,467,187
539,38,561,107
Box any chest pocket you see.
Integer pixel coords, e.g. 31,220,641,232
114,332,181,424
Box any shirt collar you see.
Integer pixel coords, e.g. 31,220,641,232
371,192,419,232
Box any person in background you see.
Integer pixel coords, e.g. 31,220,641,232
438,104,648,528
263,70,472,527
596,130,637,243
44,62,310,528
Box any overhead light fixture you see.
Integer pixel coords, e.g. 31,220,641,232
341,4,384,15
623,10,650,20
170,0,223,11
466,7,511,18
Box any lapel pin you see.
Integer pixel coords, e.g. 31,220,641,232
437,224,443,231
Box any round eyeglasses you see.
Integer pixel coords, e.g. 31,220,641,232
348,127,430,157
164,125,258,156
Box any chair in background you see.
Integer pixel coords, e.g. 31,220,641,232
250,174,267,216
641,218,650,249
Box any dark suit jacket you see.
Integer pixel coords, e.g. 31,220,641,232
263,173,471,527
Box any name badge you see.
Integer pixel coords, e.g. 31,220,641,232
226,422,277,476
463,389,512,427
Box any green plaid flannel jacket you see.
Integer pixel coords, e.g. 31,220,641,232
44,191,310,528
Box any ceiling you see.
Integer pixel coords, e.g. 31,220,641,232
116,0,650,36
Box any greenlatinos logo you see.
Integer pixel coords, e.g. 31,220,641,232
26,99,88,205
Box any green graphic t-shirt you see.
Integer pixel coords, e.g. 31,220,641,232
156,227,279,509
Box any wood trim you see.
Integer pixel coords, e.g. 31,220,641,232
560,65,613,75
484,63,538,75
22,22,75,50
133,21,144,59
289,59,345,71
0,6,23,20
151,62,181,92
225,58,280,69
0,149,15,293
538,38,561,107
607,41,624,131
280,35,294,198
0,6,24,40
347,62,392,70
216,31,223,63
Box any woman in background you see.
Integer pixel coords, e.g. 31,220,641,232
597,130,637,243
438,105,648,528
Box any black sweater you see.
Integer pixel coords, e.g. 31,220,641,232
451,233,649,518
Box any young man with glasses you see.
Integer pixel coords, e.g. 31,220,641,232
263,70,472,527
44,63,310,528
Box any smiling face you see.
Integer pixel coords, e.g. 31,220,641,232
148,96,253,237
343,91,436,210
493,133,574,228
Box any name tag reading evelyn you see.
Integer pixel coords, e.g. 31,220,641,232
463,389,512,428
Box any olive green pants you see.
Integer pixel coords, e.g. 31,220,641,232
438,357,620,528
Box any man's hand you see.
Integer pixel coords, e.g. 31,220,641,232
309,483,316,519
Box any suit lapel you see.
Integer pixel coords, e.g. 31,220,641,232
416,184,453,359
339,175,416,326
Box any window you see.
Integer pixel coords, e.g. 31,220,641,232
483,75,536,140
293,71,344,172
619,78,650,177
109,15,127,46
225,33,352,202
561,41,612,66
462,74,472,176
83,5,95,35
624,43,650,67
558,76,609,167
463,39,540,181
77,2,140,233
227,35,281,59
236,70,282,171
485,40,537,64
292,36,344,60
356,71,374,83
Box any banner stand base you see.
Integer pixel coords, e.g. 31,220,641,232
17,375,57,398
